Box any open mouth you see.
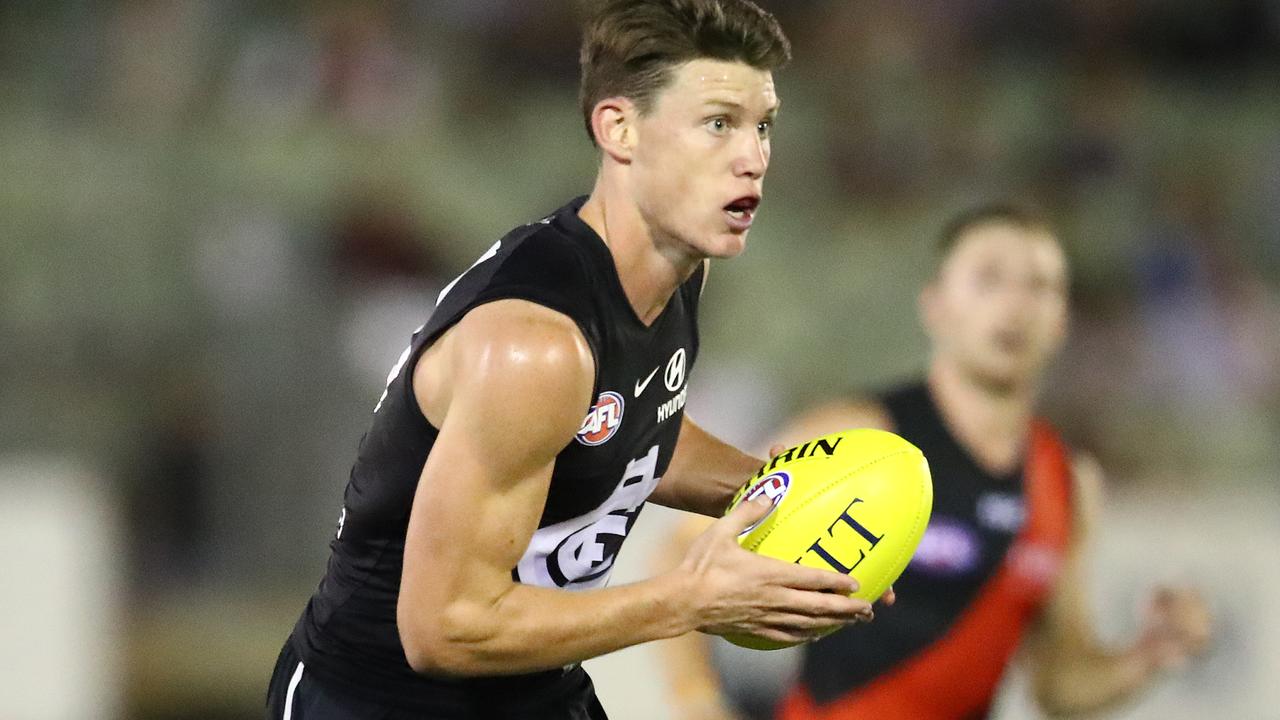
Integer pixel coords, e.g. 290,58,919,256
724,196,760,228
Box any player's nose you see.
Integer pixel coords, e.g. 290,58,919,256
732,131,768,179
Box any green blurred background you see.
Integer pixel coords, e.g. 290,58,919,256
1,1,1278,718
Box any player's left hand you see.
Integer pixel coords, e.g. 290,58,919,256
765,443,897,608
1136,586,1212,671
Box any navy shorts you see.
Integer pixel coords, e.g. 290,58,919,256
266,641,610,720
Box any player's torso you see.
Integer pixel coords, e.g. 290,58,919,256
791,381,1073,719
293,197,701,711
882,383,1041,645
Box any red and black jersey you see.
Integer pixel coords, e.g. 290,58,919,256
779,382,1074,720
286,197,703,716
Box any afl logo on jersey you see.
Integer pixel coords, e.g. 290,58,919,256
738,471,790,536
577,391,624,446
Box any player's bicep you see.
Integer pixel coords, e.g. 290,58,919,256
398,303,595,643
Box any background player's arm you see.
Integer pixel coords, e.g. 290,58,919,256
655,398,892,719
1026,454,1212,717
397,301,873,677
655,514,745,720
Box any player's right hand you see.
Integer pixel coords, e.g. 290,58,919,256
677,496,875,645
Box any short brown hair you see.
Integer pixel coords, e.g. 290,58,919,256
936,202,1058,263
579,0,791,145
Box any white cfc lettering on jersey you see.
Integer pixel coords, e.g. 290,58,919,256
516,445,662,589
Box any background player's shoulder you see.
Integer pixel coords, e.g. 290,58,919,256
773,397,892,449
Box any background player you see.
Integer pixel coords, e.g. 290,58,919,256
266,2,887,719
659,204,1212,720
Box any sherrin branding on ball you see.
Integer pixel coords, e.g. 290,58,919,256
724,428,933,650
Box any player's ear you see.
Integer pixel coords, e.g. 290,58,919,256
591,96,637,163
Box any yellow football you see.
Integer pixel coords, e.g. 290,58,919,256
723,428,933,650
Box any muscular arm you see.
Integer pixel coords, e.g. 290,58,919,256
1027,455,1211,717
398,301,871,677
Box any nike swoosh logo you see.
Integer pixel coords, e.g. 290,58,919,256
634,367,659,397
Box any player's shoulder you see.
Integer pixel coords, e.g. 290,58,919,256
496,202,599,275
772,397,892,449
434,201,606,331
420,299,596,434
1027,417,1100,528
1028,417,1080,473
805,397,891,430
450,300,594,378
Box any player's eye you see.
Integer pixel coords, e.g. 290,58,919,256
757,120,772,138
705,116,730,135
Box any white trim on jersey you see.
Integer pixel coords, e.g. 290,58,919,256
283,661,305,720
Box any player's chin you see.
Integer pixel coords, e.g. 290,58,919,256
704,229,749,258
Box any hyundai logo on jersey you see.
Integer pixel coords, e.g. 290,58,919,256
664,348,686,391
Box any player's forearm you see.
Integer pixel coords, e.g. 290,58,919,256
652,417,761,516
1034,645,1157,718
400,571,698,676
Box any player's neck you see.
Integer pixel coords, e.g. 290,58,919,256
926,359,1036,477
579,180,700,326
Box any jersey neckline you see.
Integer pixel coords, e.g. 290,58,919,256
556,195,690,334
916,380,1024,486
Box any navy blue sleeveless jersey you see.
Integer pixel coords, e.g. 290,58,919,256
287,196,703,714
